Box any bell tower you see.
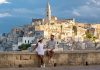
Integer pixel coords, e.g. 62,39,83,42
46,0,51,24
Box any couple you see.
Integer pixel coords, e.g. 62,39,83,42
33,35,56,68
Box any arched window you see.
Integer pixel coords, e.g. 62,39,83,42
25,40,26,43
28,40,29,44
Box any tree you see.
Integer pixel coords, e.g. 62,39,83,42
85,31,97,42
85,32,92,39
60,25,63,33
92,36,97,42
72,26,77,35
18,44,31,50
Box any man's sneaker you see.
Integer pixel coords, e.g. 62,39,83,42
40,65,43,68
43,64,45,68
40,64,45,68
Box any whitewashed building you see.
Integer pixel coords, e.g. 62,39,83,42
18,37,35,46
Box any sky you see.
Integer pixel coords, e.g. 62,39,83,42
0,0,100,34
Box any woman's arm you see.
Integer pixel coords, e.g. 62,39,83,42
33,43,38,51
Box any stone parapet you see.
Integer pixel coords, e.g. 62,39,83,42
0,50,100,67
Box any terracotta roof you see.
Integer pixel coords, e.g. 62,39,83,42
32,19,43,22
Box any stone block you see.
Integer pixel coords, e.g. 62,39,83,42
20,55,31,60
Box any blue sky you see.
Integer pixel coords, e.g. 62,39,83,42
0,0,100,34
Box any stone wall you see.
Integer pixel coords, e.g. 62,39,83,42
0,50,100,68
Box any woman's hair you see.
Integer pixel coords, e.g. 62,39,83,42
38,39,43,43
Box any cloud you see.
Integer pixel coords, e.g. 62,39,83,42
10,8,34,18
0,8,35,18
10,8,45,18
12,8,33,14
72,10,80,17
0,13,11,18
87,0,100,6
0,0,10,4
72,0,100,18
33,8,45,16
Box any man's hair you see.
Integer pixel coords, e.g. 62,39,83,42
51,35,54,37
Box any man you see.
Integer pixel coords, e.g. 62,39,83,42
46,35,57,64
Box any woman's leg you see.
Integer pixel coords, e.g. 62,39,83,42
38,55,44,66
37,55,41,67
40,55,44,65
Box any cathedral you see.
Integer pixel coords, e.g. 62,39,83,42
32,1,100,42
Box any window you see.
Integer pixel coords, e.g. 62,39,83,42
25,40,26,43
28,40,29,44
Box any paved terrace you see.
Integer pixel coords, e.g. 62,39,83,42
0,65,100,70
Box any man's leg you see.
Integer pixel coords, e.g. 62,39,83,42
48,50,54,63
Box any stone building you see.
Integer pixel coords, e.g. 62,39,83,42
32,2,75,40
31,1,100,43
91,24,100,39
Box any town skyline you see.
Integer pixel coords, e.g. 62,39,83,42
0,0,100,54
0,0,100,34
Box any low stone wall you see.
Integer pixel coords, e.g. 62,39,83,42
0,50,100,67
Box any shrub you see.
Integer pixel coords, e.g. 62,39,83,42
18,44,31,50
72,26,77,35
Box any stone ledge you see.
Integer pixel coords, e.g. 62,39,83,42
0,50,99,67
0,50,100,54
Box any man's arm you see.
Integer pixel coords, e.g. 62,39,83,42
45,41,49,49
51,47,55,51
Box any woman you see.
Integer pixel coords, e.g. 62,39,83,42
33,38,45,68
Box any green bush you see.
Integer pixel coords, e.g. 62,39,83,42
85,32,92,39
18,44,31,50
85,31,97,42
72,26,77,35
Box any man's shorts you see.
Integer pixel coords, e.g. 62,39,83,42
46,49,54,58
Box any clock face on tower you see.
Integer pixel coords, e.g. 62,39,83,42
47,11,49,17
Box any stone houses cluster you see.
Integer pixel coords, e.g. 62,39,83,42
0,2,100,51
